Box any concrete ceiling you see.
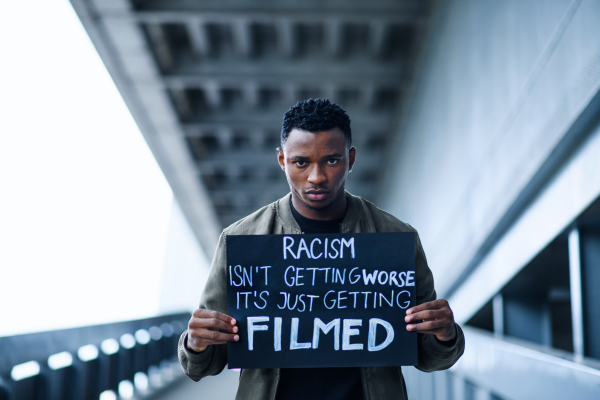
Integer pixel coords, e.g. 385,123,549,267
69,0,434,257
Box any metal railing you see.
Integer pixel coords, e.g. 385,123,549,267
404,327,600,400
0,313,190,400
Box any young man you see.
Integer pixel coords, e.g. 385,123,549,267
178,99,465,399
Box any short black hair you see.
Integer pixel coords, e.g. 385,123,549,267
281,98,352,148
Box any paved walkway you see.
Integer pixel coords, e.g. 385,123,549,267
150,368,240,400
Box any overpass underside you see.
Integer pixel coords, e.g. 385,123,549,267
68,0,435,258
3,0,599,399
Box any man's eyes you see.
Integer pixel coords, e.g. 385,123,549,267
292,159,340,167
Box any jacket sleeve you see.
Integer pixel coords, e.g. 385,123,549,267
178,231,230,381
411,227,465,372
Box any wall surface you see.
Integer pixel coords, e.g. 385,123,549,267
158,198,211,315
380,0,600,311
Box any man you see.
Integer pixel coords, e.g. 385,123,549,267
178,99,465,399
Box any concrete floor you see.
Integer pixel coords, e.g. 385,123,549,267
149,368,240,400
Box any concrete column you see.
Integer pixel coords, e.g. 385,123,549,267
568,228,585,358
492,294,504,336
578,228,600,359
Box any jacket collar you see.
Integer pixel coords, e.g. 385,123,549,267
276,191,363,232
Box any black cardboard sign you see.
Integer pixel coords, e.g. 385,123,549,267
226,233,416,369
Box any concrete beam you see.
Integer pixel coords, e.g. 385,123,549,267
134,0,422,14
179,110,393,127
182,124,391,154
203,82,222,108
170,86,193,120
322,84,338,102
242,82,260,108
202,179,288,193
162,74,404,88
106,11,424,25
231,19,253,57
277,20,296,57
325,19,343,57
186,19,210,57
209,183,290,197
145,23,173,71
369,21,389,57
362,85,377,109
193,149,383,168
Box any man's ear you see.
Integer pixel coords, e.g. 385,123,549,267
277,147,285,171
348,146,356,172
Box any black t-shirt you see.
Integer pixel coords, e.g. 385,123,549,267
275,199,365,400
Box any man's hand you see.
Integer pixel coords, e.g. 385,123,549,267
186,309,239,352
405,299,457,342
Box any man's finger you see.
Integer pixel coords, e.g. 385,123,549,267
405,308,452,323
406,319,450,332
189,317,239,333
192,309,236,325
192,328,239,343
405,300,436,315
189,338,229,347
406,299,450,315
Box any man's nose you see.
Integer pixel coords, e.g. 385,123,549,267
307,164,327,185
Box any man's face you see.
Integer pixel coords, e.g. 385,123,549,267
277,127,355,216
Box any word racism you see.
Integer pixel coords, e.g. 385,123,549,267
226,233,417,369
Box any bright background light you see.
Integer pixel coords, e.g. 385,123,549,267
0,0,210,337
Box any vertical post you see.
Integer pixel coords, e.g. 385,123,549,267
419,370,434,400
475,387,494,400
492,294,504,336
452,374,465,400
568,228,584,358
434,371,449,400
579,228,600,359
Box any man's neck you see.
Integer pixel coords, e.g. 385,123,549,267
290,192,347,221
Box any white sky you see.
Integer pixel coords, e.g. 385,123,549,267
0,0,176,336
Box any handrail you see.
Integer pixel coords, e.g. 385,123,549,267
451,327,600,400
0,312,190,400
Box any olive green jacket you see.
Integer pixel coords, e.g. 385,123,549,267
178,192,465,400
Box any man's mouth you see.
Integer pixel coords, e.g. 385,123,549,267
305,190,329,201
